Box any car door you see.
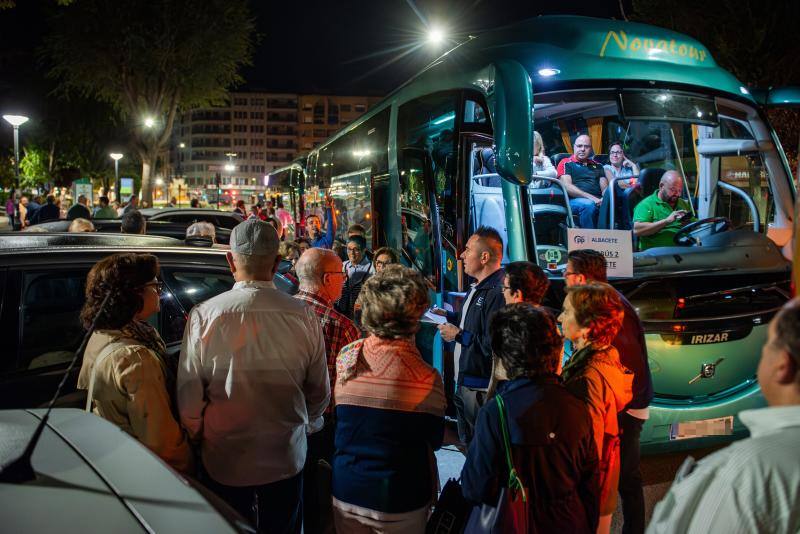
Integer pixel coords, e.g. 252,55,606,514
0,266,91,408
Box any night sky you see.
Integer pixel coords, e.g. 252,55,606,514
0,0,625,118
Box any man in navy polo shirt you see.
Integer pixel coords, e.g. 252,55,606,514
557,134,608,229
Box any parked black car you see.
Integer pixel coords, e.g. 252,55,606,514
0,233,296,409
24,218,233,244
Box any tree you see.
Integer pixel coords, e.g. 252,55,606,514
632,0,800,168
42,0,256,204
19,146,50,189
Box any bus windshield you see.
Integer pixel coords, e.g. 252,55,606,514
526,88,790,266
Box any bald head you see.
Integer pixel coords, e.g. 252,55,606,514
296,247,342,287
658,171,684,205
573,134,593,161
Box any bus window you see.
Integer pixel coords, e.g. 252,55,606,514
712,153,774,231
398,151,436,285
464,96,489,125
311,109,390,246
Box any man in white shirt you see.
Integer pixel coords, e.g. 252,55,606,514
647,298,800,534
178,218,329,533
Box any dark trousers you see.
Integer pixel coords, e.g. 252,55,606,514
204,471,303,534
618,411,645,534
454,385,486,445
303,417,335,534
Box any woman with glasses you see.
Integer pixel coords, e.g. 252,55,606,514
78,252,192,474
372,246,399,273
599,142,640,230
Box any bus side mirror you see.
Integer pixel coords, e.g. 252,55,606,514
486,60,533,186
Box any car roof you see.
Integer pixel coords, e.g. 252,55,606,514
146,208,243,220
0,232,185,250
0,409,240,533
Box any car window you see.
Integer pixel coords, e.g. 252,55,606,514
161,268,235,312
20,271,87,371
160,213,203,224
214,216,241,230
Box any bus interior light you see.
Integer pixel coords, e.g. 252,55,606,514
432,112,455,125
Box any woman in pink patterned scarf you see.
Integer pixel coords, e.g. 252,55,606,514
332,265,446,533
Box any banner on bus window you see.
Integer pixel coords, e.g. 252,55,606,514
567,229,633,278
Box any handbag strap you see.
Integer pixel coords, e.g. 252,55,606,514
495,393,527,502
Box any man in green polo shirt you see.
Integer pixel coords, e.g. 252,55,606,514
633,170,694,250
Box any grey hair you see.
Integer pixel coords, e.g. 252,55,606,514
295,247,340,287
232,252,273,275
186,221,216,240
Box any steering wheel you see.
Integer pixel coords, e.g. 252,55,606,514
673,216,732,246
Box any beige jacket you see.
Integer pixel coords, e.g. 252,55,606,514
78,329,192,474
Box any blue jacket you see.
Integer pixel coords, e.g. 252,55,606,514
311,207,335,249
616,294,653,410
461,376,599,532
446,268,505,387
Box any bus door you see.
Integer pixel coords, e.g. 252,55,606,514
397,147,444,371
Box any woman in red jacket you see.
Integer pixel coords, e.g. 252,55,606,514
560,282,633,534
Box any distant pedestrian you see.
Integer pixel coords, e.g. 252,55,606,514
566,249,653,534
93,196,118,219
276,200,294,237
435,226,506,445
5,190,16,228
37,195,61,223
178,219,329,533
77,253,192,474
121,210,146,234
122,194,139,214
234,199,246,217
648,298,800,534
332,265,446,533
190,197,199,208
67,194,92,221
18,195,29,228
294,247,360,534
167,196,177,208
295,237,312,256
68,218,95,232
560,282,633,534
461,303,599,533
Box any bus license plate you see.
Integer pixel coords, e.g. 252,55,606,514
669,416,734,440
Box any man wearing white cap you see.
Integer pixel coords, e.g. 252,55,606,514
178,219,329,533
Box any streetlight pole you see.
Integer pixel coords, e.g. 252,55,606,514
3,114,29,190
110,153,123,202
178,142,185,208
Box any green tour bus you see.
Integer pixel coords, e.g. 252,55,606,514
283,15,796,453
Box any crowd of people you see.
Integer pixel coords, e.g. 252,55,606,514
71,211,800,534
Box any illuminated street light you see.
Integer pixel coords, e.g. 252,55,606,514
155,177,164,186
224,163,235,172
144,116,156,128
428,26,445,46
179,142,186,148
3,114,29,188
110,153,123,200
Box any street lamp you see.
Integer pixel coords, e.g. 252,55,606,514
143,116,155,128
3,114,29,189
110,153,123,201
427,26,445,46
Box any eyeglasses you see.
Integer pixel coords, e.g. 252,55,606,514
564,271,579,279
609,150,624,155
502,285,513,292
375,259,391,267
346,247,362,253
140,281,164,293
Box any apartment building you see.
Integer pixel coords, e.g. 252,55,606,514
173,92,380,198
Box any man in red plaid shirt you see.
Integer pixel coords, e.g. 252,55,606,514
294,247,360,534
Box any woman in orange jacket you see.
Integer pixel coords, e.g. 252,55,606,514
560,282,634,534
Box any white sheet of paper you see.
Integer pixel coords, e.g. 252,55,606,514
421,309,447,324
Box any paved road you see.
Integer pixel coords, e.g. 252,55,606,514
435,422,722,533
